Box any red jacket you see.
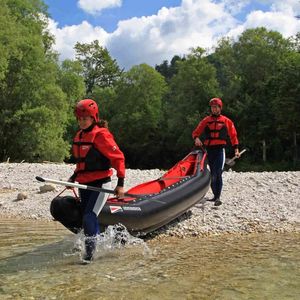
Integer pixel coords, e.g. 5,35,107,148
192,114,239,148
72,125,125,184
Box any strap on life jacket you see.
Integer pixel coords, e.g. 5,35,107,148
204,118,228,142
72,128,111,172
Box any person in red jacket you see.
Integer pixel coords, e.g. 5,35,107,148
192,98,240,206
69,98,125,262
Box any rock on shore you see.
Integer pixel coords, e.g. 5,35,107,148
0,162,299,238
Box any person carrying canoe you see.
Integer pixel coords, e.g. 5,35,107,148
68,98,125,262
192,98,240,206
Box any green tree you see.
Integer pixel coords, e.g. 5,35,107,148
88,86,117,121
208,37,242,115
75,40,122,95
166,47,220,158
232,28,292,162
288,32,300,53
8,105,69,161
58,59,85,103
110,64,167,167
272,51,300,166
155,55,184,81
58,59,86,143
210,28,293,164
0,0,69,162
0,2,18,81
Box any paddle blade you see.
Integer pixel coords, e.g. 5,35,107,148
225,158,235,167
36,176,45,182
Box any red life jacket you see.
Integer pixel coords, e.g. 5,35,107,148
72,126,111,180
203,115,228,146
193,114,238,147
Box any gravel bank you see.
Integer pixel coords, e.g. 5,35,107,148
0,162,299,238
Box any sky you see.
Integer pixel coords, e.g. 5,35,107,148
44,0,300,69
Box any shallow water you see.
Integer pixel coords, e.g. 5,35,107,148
0,219,299,300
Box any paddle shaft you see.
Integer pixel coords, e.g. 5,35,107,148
35,176,140,198
226,149,247,165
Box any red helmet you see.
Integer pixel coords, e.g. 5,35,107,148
75,99,99,122
209,98,223,109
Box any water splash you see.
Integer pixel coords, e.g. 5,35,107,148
65,224,151,260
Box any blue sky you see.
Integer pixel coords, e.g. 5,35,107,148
44,0,300,69
44,0,182,32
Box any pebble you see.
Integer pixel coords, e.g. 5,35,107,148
17,192,28,200
39,184,56,193
0,163,299,239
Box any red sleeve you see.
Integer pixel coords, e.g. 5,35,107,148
93,128,125,178
192,117,208,139
225,117,239,147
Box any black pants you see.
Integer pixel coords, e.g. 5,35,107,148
207,147,225,199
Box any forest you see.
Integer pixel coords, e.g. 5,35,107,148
0,0,299,171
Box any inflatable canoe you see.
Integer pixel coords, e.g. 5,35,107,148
49,149,210,236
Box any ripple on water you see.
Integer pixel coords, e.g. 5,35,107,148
0,219,299,300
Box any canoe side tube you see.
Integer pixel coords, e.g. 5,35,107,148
99,150,210,234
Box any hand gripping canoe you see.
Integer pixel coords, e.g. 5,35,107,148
35,176,141,198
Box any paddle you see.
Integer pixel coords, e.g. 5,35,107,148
35,176,142,198
225,149,247,167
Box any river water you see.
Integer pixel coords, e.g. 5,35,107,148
0,219,299,300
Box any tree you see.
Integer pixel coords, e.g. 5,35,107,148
109,64,167,167
0,0,69,161
155,55,184,81
8,105,69,161
166,47,220,158
208,37,242,115
210,28,293,163
75,40,122,95
232,28,292,162
58,59,86,142
58,60,85,103
272,51,300,166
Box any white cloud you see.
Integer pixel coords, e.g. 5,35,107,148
252,10,298,37
47,0,300,69
47,19,108,60
78,0,122,15
269,0,300,15
227,0,300,41
220,0,250,15
107,0,237,68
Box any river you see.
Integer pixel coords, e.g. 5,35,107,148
0,219,299,299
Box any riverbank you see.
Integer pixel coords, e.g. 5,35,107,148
0,162,299,239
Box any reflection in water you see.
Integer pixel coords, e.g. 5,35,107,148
0,219,299,299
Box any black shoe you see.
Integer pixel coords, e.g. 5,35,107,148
207,197,217,202
214,199,222,206
81,253,93,264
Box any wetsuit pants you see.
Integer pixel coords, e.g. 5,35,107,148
207,147,225,199
79,179,111,259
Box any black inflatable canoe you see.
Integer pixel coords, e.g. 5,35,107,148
50,149,210,235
